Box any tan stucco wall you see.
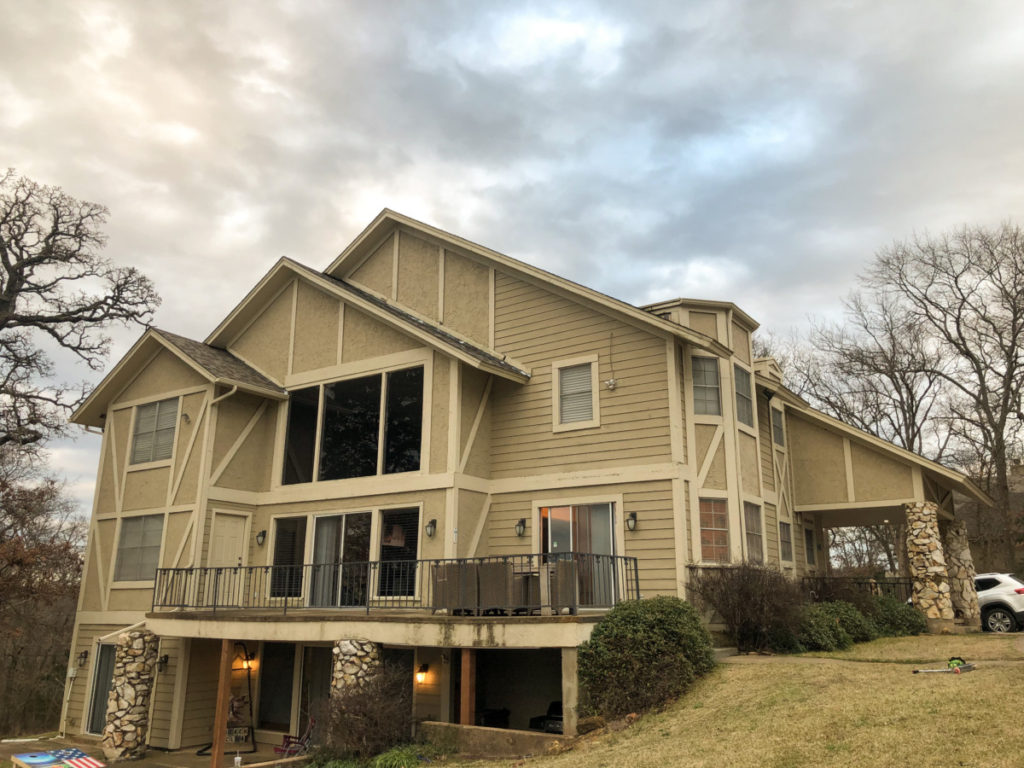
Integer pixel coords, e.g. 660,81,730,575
789,416,848,506
349,233,395,297
397,232,441,320
293,279,341,373
230,285,293,382
850,442,914,501
443,251,490,346
687,311,718,341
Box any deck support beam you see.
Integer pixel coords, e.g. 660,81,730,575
459,649,476,726
210,638,233,768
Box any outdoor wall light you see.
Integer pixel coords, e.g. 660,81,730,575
156,654,170,672
256,530,267,546
77,650,89,667
626,512,638,532
514,518,526,537
416,664,429,685
425,519,437,538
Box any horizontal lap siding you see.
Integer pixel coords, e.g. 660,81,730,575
492,273,671,478
764,502,780,566
485,480,676,597
65,624,120,734
181,639,219,747
149,637,183,747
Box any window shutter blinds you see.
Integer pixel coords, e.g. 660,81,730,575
153,399,178,461
559,364,593,423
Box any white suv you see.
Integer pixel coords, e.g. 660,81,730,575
974,573,1024,632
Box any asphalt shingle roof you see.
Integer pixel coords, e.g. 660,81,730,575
153,328,286,394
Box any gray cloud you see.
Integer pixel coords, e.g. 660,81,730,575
4,0,1024,512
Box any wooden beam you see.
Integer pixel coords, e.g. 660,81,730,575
459,649,476,726
211,638,233,768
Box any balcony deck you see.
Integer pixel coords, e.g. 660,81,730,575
152,552,639,618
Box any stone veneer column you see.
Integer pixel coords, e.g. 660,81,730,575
904,501,955,630
101,630,159,761
330,639,382,696
942,519,982,628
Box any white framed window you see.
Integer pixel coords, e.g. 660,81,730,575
699,498,729,563
772,407,785,446
130,398,178,464
744,502,763,563
114,514,164,581
552,354,600,431
692,356,722,416
734,364,753,427
779,521,793,562
804,527,816,566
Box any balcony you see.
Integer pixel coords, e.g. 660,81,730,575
152,553,639,617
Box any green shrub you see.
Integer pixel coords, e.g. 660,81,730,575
865,595,928,636
371,745,421,768
816,600,879,643
797,603,853,651
689,564,805,653
578,596,715,718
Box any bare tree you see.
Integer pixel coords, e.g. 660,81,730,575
865,223,1024,571
0,170,160,448
0,446,86,735
787,293,951,458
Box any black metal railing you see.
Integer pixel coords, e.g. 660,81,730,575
152,552,639,616
802,575,914,604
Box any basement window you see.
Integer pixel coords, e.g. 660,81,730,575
282,366,424,485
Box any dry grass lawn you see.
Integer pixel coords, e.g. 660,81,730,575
457,635,1024,768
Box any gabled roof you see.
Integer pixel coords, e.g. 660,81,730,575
205,258,531,383
753,368,993,507
72,328,287,427
325,209,732,358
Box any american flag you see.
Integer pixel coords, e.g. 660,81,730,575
49,748,105,768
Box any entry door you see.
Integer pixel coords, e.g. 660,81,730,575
210,513,247,606
88,644,116,734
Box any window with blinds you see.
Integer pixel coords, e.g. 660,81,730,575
114,514,164,581
804,527,816,565
699,498,729,563
734,365,753,427
130,398,178,464
558,363,594,424
744,502,763,563
772,407,785,446
692,356,722,415
779,521,793,561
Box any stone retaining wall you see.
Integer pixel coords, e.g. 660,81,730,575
101,629,158,761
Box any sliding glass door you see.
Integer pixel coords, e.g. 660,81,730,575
309,512,371,607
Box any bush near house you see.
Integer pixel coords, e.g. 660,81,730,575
578,596,715,719
314,667,412,762
691,564,926,654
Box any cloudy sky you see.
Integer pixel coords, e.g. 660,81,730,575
4,1,1024,512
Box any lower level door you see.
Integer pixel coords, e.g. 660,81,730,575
87,644,116,734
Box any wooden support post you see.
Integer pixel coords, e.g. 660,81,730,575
211,638,233,768
459,649,476,726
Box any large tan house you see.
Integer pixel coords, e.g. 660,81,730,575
60,211,988,751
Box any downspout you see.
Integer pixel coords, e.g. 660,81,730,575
211,384,239,405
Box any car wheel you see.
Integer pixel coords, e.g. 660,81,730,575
983,607,1018,633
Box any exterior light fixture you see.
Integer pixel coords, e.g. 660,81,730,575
416,664,429,685
626,512,638,532
425,519,437,538
514,518,526,537
77,650,89,667
256,530,267,546
156,654,170,672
